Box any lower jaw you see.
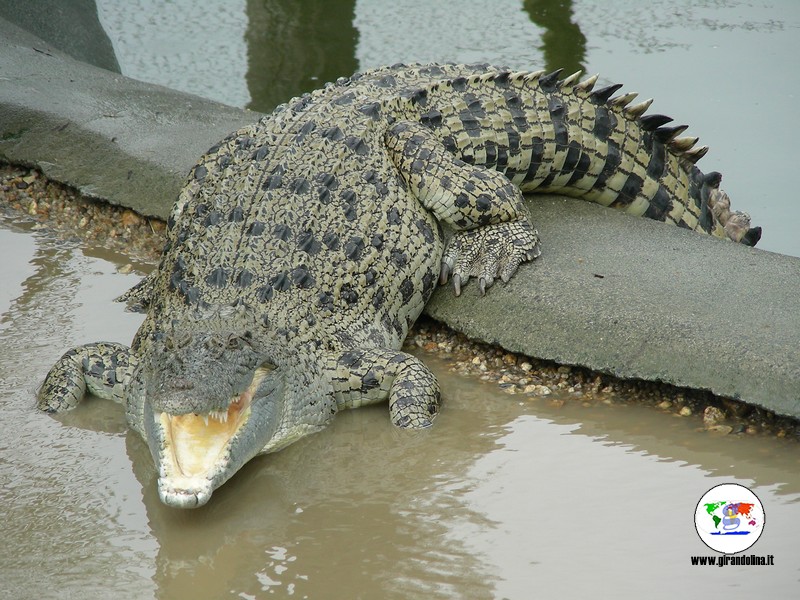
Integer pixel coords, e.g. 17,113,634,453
157,474,214,508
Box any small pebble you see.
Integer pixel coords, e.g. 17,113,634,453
679,407,692,417
703,406,726,428
707,424,733,435
121,209,142,227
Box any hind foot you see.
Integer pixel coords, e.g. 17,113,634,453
708,188,762,246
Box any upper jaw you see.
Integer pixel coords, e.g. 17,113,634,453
144,365,279,508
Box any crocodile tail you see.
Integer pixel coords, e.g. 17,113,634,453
417,67,759,245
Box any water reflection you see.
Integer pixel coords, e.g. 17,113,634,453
245,0,358,113
241,0,589,113
0,217,156,599
523,0,586,75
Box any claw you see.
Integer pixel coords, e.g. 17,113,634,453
479,276,495,295
453,273,462,296
439,262,450,285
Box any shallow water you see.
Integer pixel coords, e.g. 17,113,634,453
1,211,799,598
94,0,800,257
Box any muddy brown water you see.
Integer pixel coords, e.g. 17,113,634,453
2,209,799,599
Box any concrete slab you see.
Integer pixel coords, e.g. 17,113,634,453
2,16,798,419
426,196,800,417
0,18,259,219
0,0,120,72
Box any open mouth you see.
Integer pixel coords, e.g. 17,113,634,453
153,366,272,507
162,393,250,478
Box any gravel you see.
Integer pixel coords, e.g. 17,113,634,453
3,162,798,442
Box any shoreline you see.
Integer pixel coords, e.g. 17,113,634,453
4,162,798,442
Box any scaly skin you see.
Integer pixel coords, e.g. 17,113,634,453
39,63,760,508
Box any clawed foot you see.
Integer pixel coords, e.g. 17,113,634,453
707,188,762,247
439,220,541,296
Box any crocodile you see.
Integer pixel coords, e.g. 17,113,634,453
39,63,760,508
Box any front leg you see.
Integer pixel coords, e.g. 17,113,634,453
385,120,541,295
329,348,440,428
38,342,133,412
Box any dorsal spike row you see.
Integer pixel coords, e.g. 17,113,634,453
522,70,545,84
654,124,689,143
590,83,624,103
539,68,564,89
560,70,583,88
575,73,599,92
640,114,673,131
624,98,653,119
609,92,638,108
669,136,699,152
683,145,709,163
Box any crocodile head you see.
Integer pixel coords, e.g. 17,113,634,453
137,320,286,508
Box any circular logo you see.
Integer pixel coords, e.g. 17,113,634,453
694,483,765,554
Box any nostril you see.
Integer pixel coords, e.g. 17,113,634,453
172,377,194,391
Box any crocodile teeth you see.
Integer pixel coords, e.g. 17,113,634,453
209,410,228,424
203,414,209,427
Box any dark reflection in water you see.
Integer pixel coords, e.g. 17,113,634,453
523,0,586,75
245,0,358,113
243,0,588,113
